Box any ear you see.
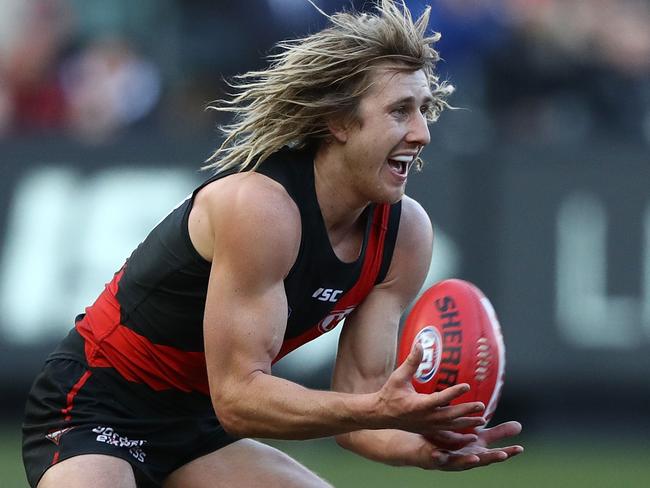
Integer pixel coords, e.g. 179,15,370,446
326,116,349,143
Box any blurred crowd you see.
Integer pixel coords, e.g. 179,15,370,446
0,0,648,146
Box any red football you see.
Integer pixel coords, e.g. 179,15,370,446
398,279,505,429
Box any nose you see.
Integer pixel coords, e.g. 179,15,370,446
406,111,431,147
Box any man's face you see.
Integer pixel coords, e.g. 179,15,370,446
340,66,433,204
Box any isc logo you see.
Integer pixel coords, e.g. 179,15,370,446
312,288,343,303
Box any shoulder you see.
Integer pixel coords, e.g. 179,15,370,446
196,172,300,231
193,172,302,277
395,195,433,253
201,171,299,217
375,196,432,291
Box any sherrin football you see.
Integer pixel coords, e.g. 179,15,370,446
398,279,505,428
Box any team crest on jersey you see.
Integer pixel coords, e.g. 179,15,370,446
45,426,75,445
317,306,356,332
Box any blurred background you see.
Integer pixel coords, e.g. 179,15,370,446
1,0,649,486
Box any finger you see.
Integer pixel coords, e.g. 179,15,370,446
425,383,471,407
435,452,481,471
435,400,485,418
426,402,485,426
466,445,524,468
445,416,487,432
425,415,486,434
435,444,524,471
393,341,424,383
465,450,508,468
427,430,478,450
478,421,522,445
438,448,509,471
498,445,524,458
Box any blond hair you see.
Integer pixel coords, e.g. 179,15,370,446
204,0,453,173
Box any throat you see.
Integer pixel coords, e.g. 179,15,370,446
328,223,365,263
324,205,370,264
313,152,371,263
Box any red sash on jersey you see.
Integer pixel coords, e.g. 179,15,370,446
76,267,211,394
76,203,392,394
273,203,392,362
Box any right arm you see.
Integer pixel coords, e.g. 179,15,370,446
197,173,476,440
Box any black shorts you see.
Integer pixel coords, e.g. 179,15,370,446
22,332,238,488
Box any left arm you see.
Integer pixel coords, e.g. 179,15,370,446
332,197,523,470
333,196,433,399
333,196,437,465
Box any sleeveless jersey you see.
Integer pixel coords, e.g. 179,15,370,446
54,146,402,396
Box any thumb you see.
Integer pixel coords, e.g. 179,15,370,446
395,340,424,383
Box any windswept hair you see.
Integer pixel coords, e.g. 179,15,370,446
204,0,453,173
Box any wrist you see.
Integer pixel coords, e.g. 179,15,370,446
344,391,382,431
355,390,388,430
361,389,400,431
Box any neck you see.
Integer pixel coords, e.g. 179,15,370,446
313,143,369,234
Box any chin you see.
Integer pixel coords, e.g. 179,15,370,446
373,188,404,205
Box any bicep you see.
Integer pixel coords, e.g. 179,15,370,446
333,197,433,394
203,262,288,381
200,176,300,401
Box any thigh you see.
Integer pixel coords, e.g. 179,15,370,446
23,359,157,487
38,454,136,488
23,357,231,488
163,439,333,488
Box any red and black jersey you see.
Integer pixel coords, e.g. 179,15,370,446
52,146,401,396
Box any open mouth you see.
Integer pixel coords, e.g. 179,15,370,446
387,155,414,177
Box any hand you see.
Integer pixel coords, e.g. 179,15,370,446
425,421,524,471
374,343,487,435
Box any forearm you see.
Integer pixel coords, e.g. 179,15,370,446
336,429,429,467
213,370,382,439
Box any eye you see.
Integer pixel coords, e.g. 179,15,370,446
392,106,409,118
420,105,432,116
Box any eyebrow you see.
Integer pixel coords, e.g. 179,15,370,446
389,95,434,106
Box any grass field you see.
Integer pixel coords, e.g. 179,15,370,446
2,423,648,488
